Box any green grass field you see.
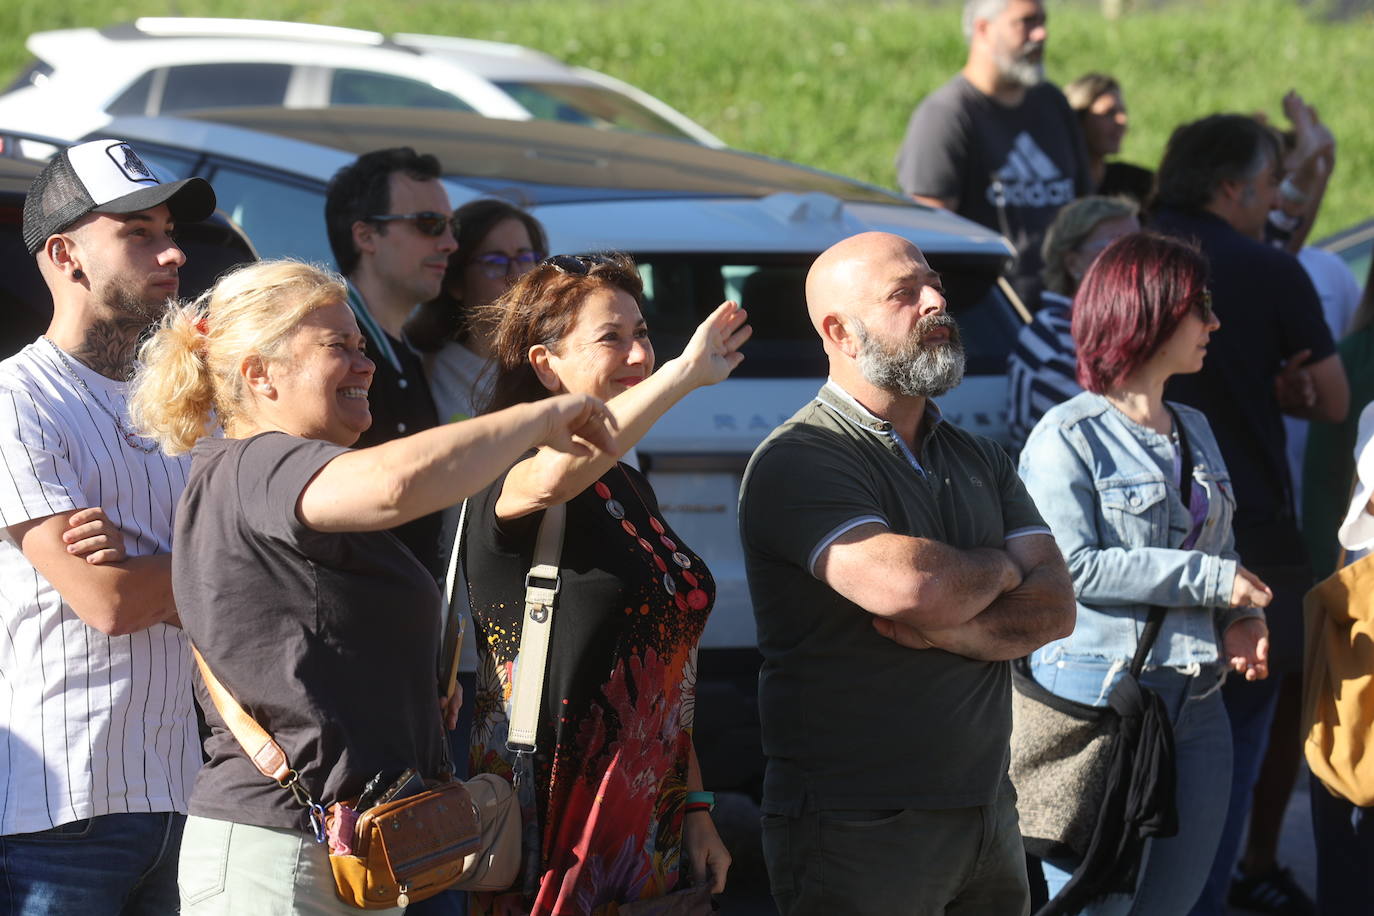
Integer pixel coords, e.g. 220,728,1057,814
2,0,1370,240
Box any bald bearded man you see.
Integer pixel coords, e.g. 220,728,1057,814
738,232,1075,915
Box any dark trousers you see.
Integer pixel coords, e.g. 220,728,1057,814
762,791,1029,916
1310,773,1374,916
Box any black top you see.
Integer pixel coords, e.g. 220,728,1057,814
1098,161,1154,207
176,433,444,832
355,329,444,579
1153,207,1336,563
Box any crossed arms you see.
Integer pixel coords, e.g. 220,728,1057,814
815,525,1075,661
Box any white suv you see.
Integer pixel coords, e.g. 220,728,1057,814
73,107,1024,794
0,18,724,148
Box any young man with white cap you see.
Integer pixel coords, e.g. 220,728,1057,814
0,138,215,913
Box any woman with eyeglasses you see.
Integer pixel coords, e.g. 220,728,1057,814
1016,233,1272,913
463,253,749,915
406,199,549,424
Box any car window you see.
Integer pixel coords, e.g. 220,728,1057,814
203,164,331,264
159,64,292,112
107,72,154,116
494,81,695,141
135,146,201,178
329,70,475,111
634,254,1018,378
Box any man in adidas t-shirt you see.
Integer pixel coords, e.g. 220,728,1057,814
895,0,1090,305
0,140,215,912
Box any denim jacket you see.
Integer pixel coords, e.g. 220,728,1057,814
1018,392,1262,671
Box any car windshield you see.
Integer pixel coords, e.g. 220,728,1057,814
630,253,1019,378
494,80,696,141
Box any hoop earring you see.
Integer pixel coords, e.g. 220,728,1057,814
71,268,84,280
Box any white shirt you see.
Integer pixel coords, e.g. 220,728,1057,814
424,341,491,424
0,340,199,834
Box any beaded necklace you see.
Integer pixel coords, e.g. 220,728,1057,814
594,466,709,612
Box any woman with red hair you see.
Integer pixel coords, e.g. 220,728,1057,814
1017,232,1273,913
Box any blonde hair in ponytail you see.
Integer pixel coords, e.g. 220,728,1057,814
130,260,348,454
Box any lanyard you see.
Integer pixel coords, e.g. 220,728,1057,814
345,282,404,376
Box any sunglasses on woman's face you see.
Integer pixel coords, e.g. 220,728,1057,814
365,211,456,237
541,254,617,275
1194,290,1215,322
472,251,544,280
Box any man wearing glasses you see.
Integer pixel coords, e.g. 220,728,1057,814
324,147,458,577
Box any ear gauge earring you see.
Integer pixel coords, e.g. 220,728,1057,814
71,268,84,280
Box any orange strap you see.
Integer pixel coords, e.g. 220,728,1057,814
190,645,292,783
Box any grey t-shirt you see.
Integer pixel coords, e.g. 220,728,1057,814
895,75,1090,295
175,432,445,832
739,385,1048,815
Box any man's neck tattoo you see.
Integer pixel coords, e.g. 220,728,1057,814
71,314,150,380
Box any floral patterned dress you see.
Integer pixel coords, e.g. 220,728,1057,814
464,462,714,916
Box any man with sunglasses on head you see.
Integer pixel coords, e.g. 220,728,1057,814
325,147,458,578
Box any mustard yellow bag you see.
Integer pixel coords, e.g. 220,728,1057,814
1302,551,1374,806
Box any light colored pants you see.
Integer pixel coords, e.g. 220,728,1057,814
179,814,405,915
762,789,1029,915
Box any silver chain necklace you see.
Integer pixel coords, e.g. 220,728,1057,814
40,337,159,453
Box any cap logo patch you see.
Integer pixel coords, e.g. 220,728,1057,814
106,144,157,185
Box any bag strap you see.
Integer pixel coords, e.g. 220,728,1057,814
1168,404,1193,510
439,498,470,705
190,645,329,840
506,502,566,756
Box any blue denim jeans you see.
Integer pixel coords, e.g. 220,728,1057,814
0,811,184,916
1032,660,1231,915
1186,668,1283,916
1310,773,1374,915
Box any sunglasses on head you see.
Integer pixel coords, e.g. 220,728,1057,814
472,251,545,280
541,254,617,275
365,211,455,237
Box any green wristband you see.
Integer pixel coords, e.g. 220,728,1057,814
685,791,715,810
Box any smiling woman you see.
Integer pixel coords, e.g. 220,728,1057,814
125,259,615,913
463,252,749,915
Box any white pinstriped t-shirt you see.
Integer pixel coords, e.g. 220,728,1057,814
0,340,199,835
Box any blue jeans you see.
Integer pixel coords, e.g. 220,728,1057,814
1310,773,1374,915
0,812,184,916
1032,660,1232,915
1187,670,1283,916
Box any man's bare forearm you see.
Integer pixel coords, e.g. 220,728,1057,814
820,527,1022,631
920,557,1075,661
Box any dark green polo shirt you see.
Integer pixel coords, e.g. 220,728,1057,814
739,382,1049,815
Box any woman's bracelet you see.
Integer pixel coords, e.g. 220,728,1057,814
685,790,716,813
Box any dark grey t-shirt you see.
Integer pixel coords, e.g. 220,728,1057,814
739,385,1048,815
895,75,1090,296
175,432,444,832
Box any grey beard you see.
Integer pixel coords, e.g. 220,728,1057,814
855,316,966,399
998,49,1045,88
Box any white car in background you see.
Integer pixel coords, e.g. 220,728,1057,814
0,18,724,148
56,107,1021,795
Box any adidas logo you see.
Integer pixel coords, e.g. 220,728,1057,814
985,132,1075,209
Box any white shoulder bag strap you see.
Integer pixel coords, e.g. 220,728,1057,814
506,502,566,755
440,498,471,705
